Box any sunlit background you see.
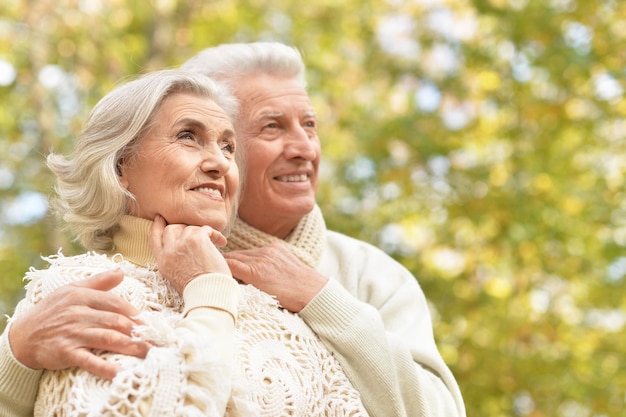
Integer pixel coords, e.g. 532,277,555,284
2,0,626,416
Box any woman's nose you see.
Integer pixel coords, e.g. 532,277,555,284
200,146,232,175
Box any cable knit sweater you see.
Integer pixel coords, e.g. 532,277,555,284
0,205,465,417
3,215,368,417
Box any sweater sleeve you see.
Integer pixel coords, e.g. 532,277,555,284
299,234,466,417
0,320,44,417
93,273,240,417
181,273,239,364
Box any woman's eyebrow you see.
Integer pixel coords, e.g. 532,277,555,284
220,128,236,140
174,118,207,131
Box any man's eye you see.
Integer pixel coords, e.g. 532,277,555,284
265,122,279,129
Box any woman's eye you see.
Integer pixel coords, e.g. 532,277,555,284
222,142,235,155
176,131,195,141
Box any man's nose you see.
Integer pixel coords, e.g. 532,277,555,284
284,126,317,160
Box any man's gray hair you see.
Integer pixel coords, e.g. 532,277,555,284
181,42,307,89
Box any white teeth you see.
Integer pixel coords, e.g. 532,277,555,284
277,174,308,182
194,187,222,197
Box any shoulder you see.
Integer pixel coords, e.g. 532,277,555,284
321,229,420,291
24,251,154,303
326,229,374,250
325,229,401,264
26,251,119,284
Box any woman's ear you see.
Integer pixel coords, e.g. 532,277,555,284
117,160,129,189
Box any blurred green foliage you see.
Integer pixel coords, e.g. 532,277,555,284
1,0,625,415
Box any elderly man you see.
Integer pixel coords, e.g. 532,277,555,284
0,42,465,417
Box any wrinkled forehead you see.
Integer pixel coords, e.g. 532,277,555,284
238,76,312,114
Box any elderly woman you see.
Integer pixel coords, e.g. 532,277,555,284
16,69,244,416
6,68,368,417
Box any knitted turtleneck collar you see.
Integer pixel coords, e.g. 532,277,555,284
108,206,326,270
107,216,155,268
226,205,326,269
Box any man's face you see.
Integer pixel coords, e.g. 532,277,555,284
233,73,321,238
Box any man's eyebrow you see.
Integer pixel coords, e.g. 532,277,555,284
259,112,284,119
258,111,317,119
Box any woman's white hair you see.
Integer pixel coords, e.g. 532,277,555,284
47,69,239,251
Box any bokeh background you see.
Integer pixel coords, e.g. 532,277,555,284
1,0,625,415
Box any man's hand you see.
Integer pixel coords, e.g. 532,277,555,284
8,269,150,380
224,242,328,312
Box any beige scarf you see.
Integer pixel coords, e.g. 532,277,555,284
225,205,326,269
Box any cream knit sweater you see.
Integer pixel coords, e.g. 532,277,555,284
20,215,368,417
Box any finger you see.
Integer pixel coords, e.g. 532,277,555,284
71,269,124,292
225,257,253,282
159,222,188,243
78,308,142,335
150,214,167,259
72,349,120,380
82,327,151,358
223,251,256,263
67,285,140,319
66,272,142,319
205,227,227,247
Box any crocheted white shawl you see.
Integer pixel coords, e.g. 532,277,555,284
31,207,367,416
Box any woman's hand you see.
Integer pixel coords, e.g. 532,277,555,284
150,215,231,293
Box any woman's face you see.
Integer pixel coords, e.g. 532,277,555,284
119,93,239,232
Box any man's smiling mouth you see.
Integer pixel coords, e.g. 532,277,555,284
275,174,309,182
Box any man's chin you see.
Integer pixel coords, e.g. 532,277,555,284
239,195,315,221
283,198,316,216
